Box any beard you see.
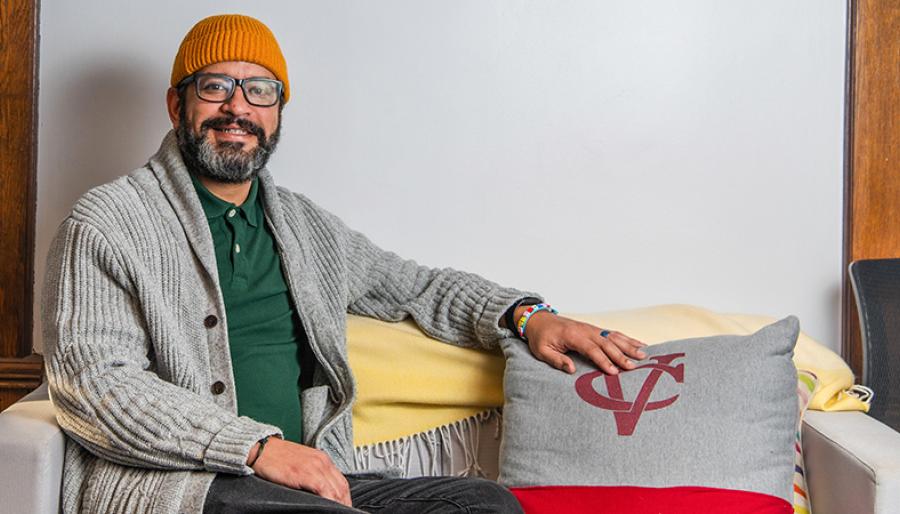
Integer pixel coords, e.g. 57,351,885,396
175,105,282,184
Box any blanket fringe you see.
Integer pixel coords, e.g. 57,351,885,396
353,408,502,479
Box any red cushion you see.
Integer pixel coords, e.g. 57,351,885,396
510,485,793,514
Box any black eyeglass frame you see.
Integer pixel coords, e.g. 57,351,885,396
177,73,284,107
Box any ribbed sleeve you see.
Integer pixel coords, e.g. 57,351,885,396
41,131,544,513
43,218,280,476
312,204,540,350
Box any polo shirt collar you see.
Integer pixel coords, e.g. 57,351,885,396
189,173,261,227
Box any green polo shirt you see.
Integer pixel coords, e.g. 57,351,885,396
190,174,307,443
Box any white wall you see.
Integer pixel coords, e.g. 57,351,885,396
36,1,847,351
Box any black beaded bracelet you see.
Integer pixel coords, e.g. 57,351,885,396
248,435,272,467
504,297,542,340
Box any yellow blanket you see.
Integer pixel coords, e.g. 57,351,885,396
347,304,866,447
347,315,505,446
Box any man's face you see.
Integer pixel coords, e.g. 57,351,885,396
167,61,283,183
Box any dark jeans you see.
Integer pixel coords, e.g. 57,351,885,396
203,473,524,513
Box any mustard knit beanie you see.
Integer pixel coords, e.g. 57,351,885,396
171,14,290,103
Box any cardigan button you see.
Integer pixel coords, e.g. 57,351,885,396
204,315,218,328
211,381,226,395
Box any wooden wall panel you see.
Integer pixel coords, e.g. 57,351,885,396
842,0,900,378
0,0,42,411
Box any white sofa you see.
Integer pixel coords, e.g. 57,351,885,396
2,383,900,514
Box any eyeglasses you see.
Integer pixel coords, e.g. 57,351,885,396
178,73,284,107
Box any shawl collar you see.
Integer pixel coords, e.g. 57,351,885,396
146,131,304,299
146,132,346,408
147,130,222,284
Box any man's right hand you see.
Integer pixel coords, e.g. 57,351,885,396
248,437,352,507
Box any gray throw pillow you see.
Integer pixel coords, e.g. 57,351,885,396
498,316,799,503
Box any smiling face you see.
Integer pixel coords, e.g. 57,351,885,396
167,61,283,183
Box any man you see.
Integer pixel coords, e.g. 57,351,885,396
42,14,646,513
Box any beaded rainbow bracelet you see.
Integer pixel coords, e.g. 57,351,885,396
516,303,559,340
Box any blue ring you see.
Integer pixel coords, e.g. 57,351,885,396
600,329,611,338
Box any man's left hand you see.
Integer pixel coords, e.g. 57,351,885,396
519,311,647,375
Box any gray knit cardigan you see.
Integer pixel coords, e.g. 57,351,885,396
42,131,533,513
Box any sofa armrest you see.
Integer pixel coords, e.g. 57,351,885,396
0,383,65,514
802,410,900,514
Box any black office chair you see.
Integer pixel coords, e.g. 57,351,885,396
849,258,900,431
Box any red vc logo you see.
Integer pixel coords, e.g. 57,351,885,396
574,353,685,436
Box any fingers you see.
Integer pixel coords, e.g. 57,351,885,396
527,316,651,375
314,475,351,507
561,324,637,375
604,330,647,360
558,331,622,375
253,440,353,507
584,330,653,373
535,345,577,374
332,473,351,507
540,339,624,376
303,450,352,506
535,333,627,376
564,327,648,374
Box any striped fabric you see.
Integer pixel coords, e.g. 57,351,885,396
794,370,818,514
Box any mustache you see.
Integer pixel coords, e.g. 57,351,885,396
200,116,266,142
